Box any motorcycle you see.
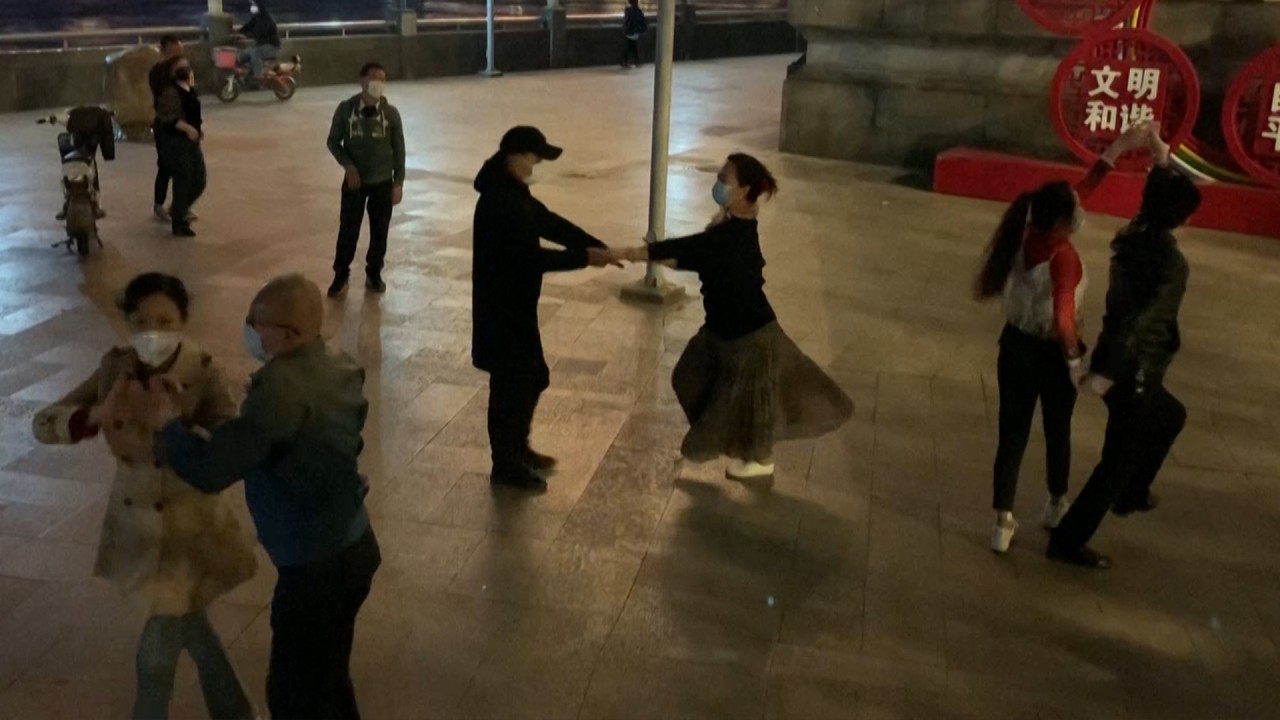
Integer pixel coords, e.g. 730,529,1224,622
213,38,302,103
37,108,114,257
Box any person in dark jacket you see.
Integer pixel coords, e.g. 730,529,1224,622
154,56,205,238
622,0,648,68
326,62,405,296
239,1,281,79
149,34,184,222
56,105,115,221
472,126,613,491
1048,132,1201,570
148,273,380,720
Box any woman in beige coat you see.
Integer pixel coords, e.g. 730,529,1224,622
33,273,257,720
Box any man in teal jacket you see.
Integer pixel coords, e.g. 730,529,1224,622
326,61,406,297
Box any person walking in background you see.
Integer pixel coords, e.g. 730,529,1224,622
154,55,205,238
238,1,281,79
1048,128,1201,570
605,153,853,483
975,124,1152,555
622,0,648,69
149,34,184,222
32,273,257,720
471,126,615,492
148,274,380,719
327,62,405,297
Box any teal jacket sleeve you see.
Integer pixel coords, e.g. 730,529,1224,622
157,368,308,493
327,101,353,168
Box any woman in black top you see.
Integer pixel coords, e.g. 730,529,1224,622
609,153,853,481
155,55,205,237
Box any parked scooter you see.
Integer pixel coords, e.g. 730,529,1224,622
37,107,115,257
213,37,302,103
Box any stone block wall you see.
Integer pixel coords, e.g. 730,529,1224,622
782,0,1280,167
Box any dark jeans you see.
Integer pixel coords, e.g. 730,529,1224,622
134,611,252,720
487,363,550,471
623,37,640,65
268,529,381,720
334,181,393,281
1050,383,1187,551
992,325,1077,511
162,135,206,231
153,130,170,206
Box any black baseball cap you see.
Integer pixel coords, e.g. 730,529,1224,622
499,126,563,161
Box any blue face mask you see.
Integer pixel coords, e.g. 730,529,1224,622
712,181,732,207
242,324,269,363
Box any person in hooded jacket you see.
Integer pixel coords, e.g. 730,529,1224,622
1048,128,1203,570
471,126,614,491
238,1,281,79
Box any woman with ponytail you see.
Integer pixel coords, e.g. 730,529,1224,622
607,153,853,482
978,123,1155,554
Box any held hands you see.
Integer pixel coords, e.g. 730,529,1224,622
587,247,625,269
1101,121,1162,165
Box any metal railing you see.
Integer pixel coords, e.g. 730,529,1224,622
0,9,786,50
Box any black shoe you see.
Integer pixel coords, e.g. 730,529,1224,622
490,466,548,492
365,276,386,294
1113,493,1159,517
327,276,349,298
1047,543,1112,569
56,209,67,221
172,225,196,238
523,448,558,474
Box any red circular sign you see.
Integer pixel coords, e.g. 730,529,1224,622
1222,46,1280,190
1050,29,1201,171
1016,0,1147,37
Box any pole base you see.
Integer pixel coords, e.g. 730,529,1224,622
479,69,504,78
620,278,686,306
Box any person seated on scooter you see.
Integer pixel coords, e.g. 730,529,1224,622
239,1,281,80
56,106,114,222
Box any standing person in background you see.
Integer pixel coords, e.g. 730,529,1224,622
238,1,281,80
155,55,205,238
622,0,648,69
326,62,405,298
1048,127,1202,570
975,124,1153,555
149,34,184,223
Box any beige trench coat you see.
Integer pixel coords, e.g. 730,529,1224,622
33,342,257,615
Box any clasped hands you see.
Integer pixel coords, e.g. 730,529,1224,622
88,375,186,434
586,245,648,268
1103,120,1170,166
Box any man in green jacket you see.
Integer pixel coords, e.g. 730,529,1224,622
326,61,406,297
1049,137,1201,570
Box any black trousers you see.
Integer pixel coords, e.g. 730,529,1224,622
992,325,1078,511
487,363,550,472
622,37,641,66
153,130,170,206
1050,383,1186,551
268,529,381,720
162,136,206,231
333,181,393,280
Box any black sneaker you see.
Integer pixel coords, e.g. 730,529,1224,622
523,448,558,474
365,276,386,294
56,209,67,221
327,276,349,298
1113,493,1159,517
1047,543,1112,570
490,466,548,492
173,226,196,238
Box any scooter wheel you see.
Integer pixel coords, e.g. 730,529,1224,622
273,77,297,101
218,78,241,103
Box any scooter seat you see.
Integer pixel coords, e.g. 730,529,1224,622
275,62,297,73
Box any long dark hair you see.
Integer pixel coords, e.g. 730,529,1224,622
974,181,1077,300
727,152,778,202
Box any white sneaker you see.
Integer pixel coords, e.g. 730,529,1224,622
991,517,1017,554
1042,496,1071,529
726,460,775,481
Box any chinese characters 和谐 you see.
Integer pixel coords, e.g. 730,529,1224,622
1083,63,1167,136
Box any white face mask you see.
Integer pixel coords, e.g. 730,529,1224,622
243,324,269,363
250,4,260,14
131,331,182,368
363,80,385,101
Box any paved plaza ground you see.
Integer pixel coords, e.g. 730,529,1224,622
1,56,1279,719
